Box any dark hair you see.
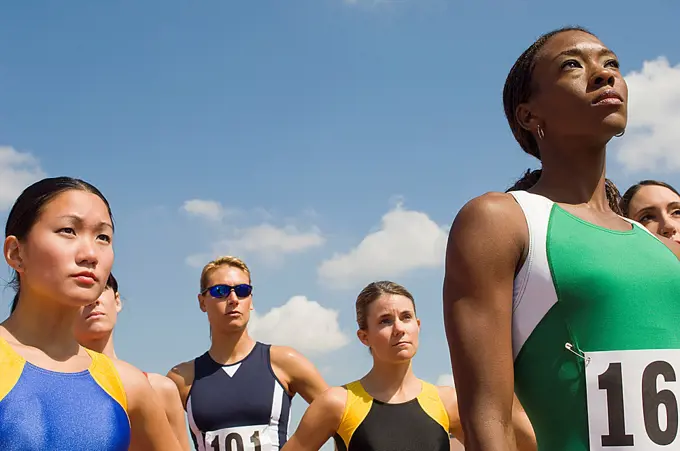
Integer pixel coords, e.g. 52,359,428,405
5,176,114,313
506,169,624,215
503,26,594,159
620,180,680,217
502,26,623,215
106,273,119,293
356,280,416,330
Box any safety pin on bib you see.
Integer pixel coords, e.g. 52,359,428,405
565,342,591,366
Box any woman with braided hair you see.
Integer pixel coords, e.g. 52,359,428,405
443,27,680,451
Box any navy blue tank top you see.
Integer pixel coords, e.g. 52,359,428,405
187,342,292,451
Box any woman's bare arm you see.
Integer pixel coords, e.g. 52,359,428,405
443,193,527,451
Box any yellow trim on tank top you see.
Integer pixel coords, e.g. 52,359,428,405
0,337,26,403
416,380,449,432
336,379,450,447
85,348,128,413
336,380,374,447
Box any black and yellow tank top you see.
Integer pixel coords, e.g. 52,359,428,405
333,379,450,451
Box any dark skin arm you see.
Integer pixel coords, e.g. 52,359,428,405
443,192,527,451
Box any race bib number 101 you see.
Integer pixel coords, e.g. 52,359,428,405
585,349,680,450
203,424,273,451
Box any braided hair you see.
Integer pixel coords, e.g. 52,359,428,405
503,26,623,215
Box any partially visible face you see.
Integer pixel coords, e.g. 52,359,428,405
6,190,114,308
74,285,121,341
522,30,627,143
358,294,420,364
198,265,253,333
628,185,680,244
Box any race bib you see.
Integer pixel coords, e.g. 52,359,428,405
203,424,274,451
585,349,680,450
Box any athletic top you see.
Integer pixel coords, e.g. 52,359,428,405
0,337,130,451
187,342,292,451
333,380,450,451
509,191,680,451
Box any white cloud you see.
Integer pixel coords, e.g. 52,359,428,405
436,373,455,387
249,296,350,355
227,224,325,256
616,57,680,173
181,199,227,222
318,204,448,289
185,222,325,267
0,147,46,211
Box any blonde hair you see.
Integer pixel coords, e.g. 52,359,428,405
355,280,416,330
200,256,251,292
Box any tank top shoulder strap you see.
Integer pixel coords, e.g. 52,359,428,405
84,348,128,412
0,337,25,403
507,190,559,360
336,381,373,446
416,380,449,432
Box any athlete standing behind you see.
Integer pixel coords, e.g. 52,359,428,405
0,177,181,451
443,28,680,451
620,180,680,244
74,272,192,450
167,256,328,451
282,281,536,451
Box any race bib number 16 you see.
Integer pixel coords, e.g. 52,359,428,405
585,349,680,450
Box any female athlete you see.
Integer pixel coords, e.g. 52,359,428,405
1,176,182,450
74,272,192,450
167,255,328,451
621,180,680,244
282,281,536,451
443,27,680,451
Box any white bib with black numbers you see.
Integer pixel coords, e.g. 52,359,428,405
585,349,680,450
202,424,274,451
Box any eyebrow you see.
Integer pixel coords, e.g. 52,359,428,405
553,47,617,62
57,215,114,231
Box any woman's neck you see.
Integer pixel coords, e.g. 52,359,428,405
362,358,420,402
80,331,117,359
3,290,82,359
208,327,256,365
534,139,610,210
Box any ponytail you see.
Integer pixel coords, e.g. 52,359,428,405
10,293,19,313
9,273,20,313
507,169,623,215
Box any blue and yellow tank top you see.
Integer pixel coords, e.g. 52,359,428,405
334,380,450,451
0,337,131,450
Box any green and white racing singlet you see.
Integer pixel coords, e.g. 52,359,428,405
509,191,680,451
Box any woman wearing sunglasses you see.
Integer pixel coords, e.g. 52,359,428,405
167,255,329,451
74,273,191,450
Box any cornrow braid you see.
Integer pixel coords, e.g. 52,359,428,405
502,26,594,161
605,179,623,216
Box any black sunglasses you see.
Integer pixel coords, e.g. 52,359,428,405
201,283,253,299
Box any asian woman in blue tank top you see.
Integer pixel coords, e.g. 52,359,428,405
0,176,183,451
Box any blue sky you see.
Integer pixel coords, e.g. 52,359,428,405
2,0,679,446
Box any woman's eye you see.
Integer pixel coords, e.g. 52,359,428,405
561,59,581,69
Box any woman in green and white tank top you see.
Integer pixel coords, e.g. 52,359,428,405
443,27,680,451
